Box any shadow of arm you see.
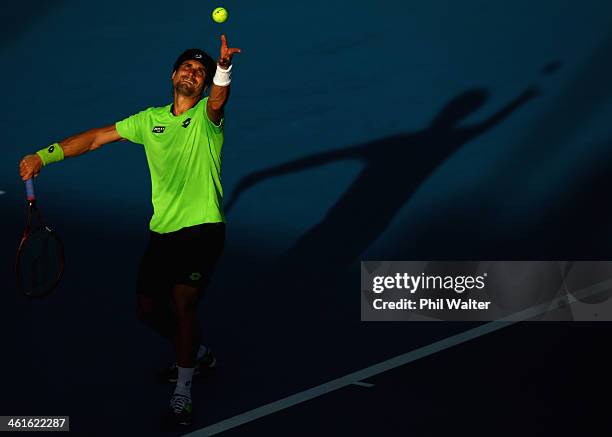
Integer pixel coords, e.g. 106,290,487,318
472,86,540,135
225,146,359,213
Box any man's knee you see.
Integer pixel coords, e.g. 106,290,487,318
174,296,198,317
173,284,200,318
136,294,177,339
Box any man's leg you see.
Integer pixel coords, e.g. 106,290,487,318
137,294,176,341
164,223,225,427
171,223,225,369
164,284,201,427
172,284,201,367
136,231,177,341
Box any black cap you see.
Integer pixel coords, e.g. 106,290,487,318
173,48,216,87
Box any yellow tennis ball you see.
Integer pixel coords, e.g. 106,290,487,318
212,7,228,23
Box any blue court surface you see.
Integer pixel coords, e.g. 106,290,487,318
2,1,612,435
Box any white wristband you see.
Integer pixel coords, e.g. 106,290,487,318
213,64,232,86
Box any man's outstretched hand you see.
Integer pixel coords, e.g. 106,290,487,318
217,34,241,69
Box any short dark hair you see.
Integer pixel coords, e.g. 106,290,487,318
173,48,216,88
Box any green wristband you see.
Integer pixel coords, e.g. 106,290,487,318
36,143,64,166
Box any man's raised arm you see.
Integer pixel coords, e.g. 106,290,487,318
206,34,241,125
19,124,123,181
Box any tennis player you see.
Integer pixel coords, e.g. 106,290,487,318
18,34,241,428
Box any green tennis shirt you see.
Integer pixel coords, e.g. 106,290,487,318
115,97,225,233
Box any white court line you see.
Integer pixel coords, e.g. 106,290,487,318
183,277,612,437
352,381,375,388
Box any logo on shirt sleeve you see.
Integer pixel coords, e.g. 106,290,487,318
182,118,192,128
152,126,166,133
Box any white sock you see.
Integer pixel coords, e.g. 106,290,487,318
196,345,208,360
174,367,194,397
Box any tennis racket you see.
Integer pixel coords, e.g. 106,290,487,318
16,179,65,298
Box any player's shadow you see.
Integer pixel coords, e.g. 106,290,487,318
226,86,538,282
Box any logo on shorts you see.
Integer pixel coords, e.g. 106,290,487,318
152,126,166,133
182,118,191,128
189,272,202,281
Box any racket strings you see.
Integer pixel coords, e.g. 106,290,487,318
17,228,63,295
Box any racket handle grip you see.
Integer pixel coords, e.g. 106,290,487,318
25,178,35,201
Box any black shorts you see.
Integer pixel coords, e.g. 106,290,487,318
136,222,225,298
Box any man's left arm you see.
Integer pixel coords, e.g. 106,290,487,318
207,34,242,125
